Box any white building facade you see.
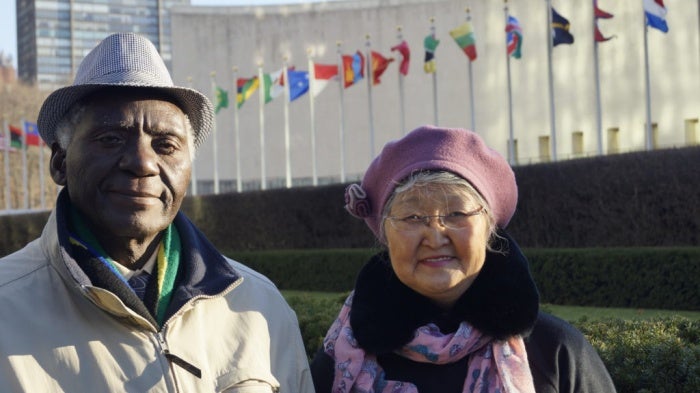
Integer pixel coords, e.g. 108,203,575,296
171,0,700,193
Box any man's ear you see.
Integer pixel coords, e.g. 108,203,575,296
50,143,67,186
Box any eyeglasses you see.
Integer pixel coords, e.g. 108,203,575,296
385,206,484,232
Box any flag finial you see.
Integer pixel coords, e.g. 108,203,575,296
232,66,238,72
210,71,216,78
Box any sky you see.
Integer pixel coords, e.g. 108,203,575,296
0,0,337,70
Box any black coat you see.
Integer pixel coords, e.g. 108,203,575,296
311,233,617,393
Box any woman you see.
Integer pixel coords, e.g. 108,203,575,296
311,125,616,393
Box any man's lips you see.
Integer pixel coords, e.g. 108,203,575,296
107,189,162,205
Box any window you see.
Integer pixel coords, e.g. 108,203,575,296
572,131,584,157
607,127,619,154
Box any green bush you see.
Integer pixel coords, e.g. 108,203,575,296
285,293,700,393
577,317,700,393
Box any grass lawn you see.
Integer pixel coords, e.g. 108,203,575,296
282,290,700,322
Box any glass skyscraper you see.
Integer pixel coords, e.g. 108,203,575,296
16,0,189,90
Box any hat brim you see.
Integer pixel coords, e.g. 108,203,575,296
38,83,213,148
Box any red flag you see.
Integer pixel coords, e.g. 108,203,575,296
370,51,394,85
594,1,614,19
594,1,614,43
313,63,339,80
594,25,613,42
390,40,410,76
311,63,339,97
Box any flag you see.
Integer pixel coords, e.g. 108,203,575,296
214,86,229,114
644,0,668,33
594,1,614,42
237,77,259,108
449,21,477,61
311,63,339,97
263,68,285,103
506,15,523,59
287,70,310,101
23,121,41,146
342,51,364,88
370,51,394,85
9,125,23,149
595,26,613,42
552,7,575,46
391,40,410,76
594,0,614,19
423,34,440,73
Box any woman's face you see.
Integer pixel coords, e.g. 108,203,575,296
384,183,490,309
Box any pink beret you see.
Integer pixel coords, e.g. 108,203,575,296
345,125,518,239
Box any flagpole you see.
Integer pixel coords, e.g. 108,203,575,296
396,26,406,135
365,34,375,159
209,72,220,194
282,58,292,188
465,8,476,132
307,49,318,186
430,17,439,126
258,63,267,190
643,15,653,151
3,119,11,210
20,117,28,209
187,77,198,196
336,41,346,183
593,1,603,156
505,2,516,166
232,67,242,192
545,0,558,161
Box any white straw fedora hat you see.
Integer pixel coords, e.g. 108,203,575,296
38,32,213,148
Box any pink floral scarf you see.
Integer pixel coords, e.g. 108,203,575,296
324,293,536,393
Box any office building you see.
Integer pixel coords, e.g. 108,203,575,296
16,0,189,90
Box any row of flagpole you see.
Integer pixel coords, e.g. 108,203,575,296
200,0,670,196
0,1,676,209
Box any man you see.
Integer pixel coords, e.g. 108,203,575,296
0,33,314,392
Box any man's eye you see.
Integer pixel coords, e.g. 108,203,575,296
98,134,122,145
447,211,468,218
402,215,423,223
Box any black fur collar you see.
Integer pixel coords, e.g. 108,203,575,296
349,231,540,354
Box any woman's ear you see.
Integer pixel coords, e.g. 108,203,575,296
50,143,67,186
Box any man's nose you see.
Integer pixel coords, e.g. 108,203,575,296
120,139,159,176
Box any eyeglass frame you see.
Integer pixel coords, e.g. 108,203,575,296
384,206,485,232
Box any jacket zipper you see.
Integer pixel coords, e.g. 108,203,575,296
157,332,202,379
156,277,244,381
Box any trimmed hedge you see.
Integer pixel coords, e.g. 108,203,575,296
2,147,699,257
285,291,700,393
228,247,700,311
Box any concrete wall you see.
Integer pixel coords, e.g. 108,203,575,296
171,0,700,189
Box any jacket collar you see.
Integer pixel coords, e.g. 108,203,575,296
50,189,240,326
349,231,540,354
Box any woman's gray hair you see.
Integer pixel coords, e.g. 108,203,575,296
380,170,504,252
54,100,197,159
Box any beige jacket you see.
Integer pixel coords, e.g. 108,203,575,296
0,203,314,393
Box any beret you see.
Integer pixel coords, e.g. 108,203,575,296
345,125,518,239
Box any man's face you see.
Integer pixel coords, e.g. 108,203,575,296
52,90,192,242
